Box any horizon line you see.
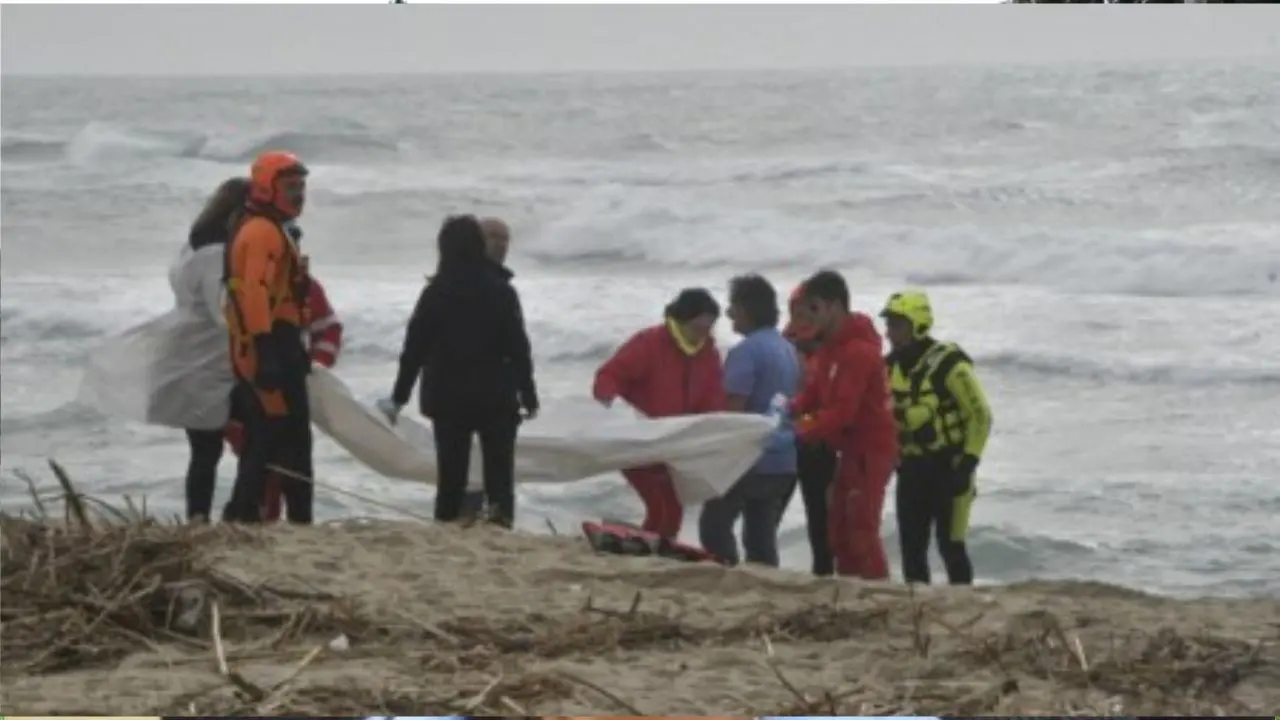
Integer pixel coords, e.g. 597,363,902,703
2,53,1266,82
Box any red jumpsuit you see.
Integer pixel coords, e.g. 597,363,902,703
224,277,342,521
593,323,725,538
791,313,898,580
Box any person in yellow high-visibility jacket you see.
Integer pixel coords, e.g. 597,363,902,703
881,289,993,585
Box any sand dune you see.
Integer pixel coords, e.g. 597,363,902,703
2,514,1278,716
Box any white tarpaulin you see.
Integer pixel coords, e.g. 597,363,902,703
308,366,775,504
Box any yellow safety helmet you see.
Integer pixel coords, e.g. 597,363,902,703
880,290,934,338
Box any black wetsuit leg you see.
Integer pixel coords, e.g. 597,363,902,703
223,382,271,523
796,440,836,576
932,468,974,585
897,455,973,585
224,329,312,524
896,463,933,584
275,370,314,524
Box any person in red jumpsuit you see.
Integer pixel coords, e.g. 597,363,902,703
592,288,726,538
224,256,343,521
790,270,898,580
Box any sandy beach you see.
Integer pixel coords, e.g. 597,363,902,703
2,497,1277,717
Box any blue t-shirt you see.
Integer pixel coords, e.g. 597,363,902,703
723,327,802,475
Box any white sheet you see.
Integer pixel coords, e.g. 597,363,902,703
76,307,234,432
307,366,774,504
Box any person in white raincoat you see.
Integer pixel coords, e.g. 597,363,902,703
77,177,248,521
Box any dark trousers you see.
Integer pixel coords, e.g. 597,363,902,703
184,429,224,520
222,378,314,524
184,388,242,521
796,441,837,576
698,472,795,567
433,412,519,527
463,489,486,517
897,456,974,585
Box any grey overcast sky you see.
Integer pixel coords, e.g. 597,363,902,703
3,4,1279,77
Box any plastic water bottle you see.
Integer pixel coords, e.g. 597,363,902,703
768,393,789,429
765,393,792,453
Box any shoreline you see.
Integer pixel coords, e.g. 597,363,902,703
2,507,1277,715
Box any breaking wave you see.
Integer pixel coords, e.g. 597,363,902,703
0,133,67,163
2,121,403,166
5,287,1275,389
976,351,1280,387
525,188,1280,299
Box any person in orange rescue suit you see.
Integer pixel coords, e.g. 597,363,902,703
223,243,343,522
881,289,992,585
221,150,315,524
789,270,898,580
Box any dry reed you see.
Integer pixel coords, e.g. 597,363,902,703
1,461,1275,716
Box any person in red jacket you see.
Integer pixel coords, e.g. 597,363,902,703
790,270,898,580
224,251,343,522
592,288,726,538
781,282,838,576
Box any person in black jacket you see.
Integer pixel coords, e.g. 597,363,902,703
462,217,537,517
377,214,538,527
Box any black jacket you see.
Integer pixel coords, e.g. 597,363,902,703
392,261,536,420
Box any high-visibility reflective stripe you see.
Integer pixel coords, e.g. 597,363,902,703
312,340,339,356
309,315,340,333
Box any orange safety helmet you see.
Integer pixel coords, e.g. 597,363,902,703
249,150,308,219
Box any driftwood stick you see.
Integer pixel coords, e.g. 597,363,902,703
266,464,433,523
559,668,646,715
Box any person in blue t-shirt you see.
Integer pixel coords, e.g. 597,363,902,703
698,273,802,567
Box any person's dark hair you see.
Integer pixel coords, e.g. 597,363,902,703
802,269,850,308
189,177,250,249
435,214,488,275
728,273,780,330
665,287,721,322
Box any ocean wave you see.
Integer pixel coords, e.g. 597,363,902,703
0,133,67,163
492,157,869,191
523,187,1279,298
977,350,1280,387
963,525,1099,578
0,400,95,438
7,296,1273,389
200,130,402,164
613,130,672,154
64,122,207,165
12,121,404,167
525,188,822,271
538,340,619,365
778,518,1099,579
338,321,618,367
0,306,105,344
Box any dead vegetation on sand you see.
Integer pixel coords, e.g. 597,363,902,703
2,461,1277,715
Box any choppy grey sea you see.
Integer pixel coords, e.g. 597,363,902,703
3,60,1278,597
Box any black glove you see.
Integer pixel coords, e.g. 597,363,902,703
950,453,979,496
519,386,540,420
252,334,284,391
